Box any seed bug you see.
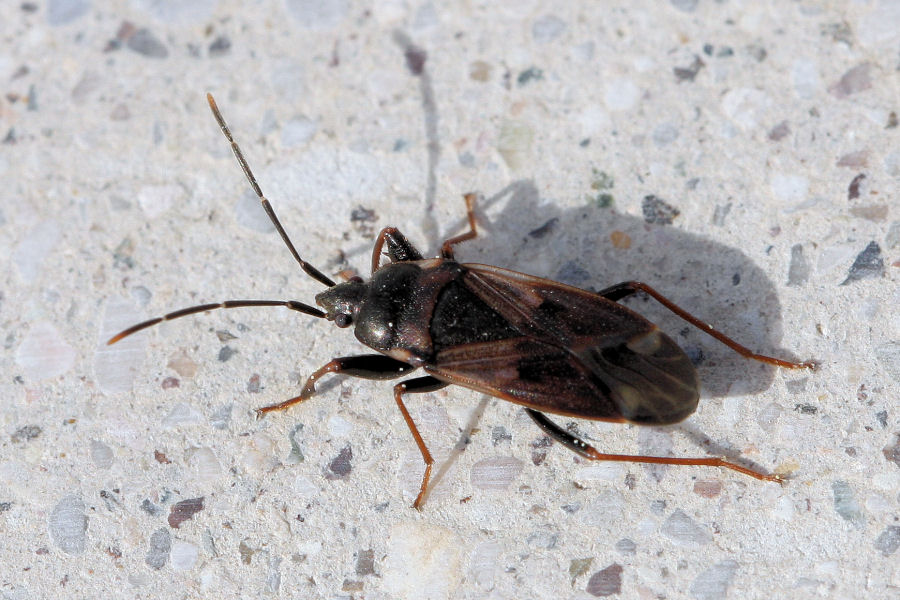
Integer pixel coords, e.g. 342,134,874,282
109,93,818,509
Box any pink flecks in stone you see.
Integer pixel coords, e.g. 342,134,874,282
850,204,888,222
470,456,523,491
167,497,204,528
16,320,76,380
13,220,60,282
848,173,867,201
828,63,872,99
586,563,623,597
324,444,353,480
767,120,790,141
94,297,147,394
693,479,723,498
110,103,130,120
837,150,869,168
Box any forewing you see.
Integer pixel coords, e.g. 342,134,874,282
426,337,624,421
431,264,701,424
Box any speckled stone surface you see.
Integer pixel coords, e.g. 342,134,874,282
2,1,899,599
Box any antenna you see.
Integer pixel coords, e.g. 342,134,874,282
106,94,340,346
207,93,335,288
107,300,325,345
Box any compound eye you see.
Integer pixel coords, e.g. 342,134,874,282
334,313,353,328
348,275,364,283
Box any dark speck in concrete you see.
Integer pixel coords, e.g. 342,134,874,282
325,444,353,479
840,241,883,285
642,195,680,225
127,29,169,59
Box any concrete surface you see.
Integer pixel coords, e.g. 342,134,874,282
2,1,899,598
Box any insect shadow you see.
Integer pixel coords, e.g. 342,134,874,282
446,179,807,400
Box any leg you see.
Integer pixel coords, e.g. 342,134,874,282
597,281,818,370
370,227,424,274
392,376,450,509
440,192,479,259
525,409,783,483
257,355,416,415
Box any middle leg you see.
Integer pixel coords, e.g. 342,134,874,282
392,376,450,509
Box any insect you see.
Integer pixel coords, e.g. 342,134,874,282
109,93,818,509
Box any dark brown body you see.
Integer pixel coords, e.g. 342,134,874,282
318,259,700,426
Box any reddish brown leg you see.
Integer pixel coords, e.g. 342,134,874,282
440,193,479,259
370,227,424,274
526,409,783,483
256,355,416,415
597,281,818,370
392,376,449,509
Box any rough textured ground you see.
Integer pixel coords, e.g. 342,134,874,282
2,1,899,599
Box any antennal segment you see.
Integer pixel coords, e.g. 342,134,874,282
207,93,336,288
107,299,325,345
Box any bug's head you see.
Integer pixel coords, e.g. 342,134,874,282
315,277,367,328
